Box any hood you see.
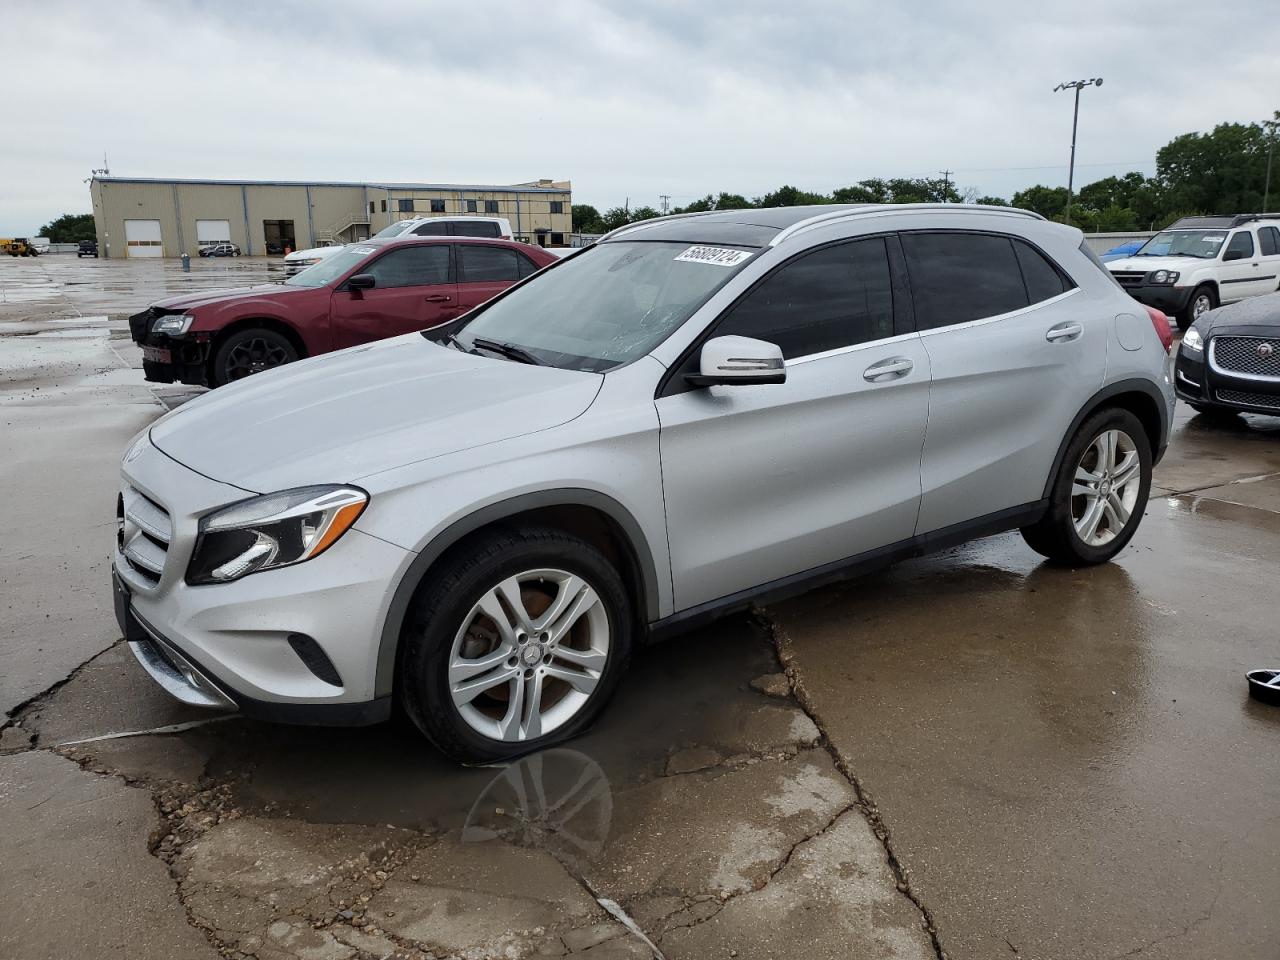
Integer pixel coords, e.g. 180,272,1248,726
284,245,344,262
148,335,603,492
1196,291,1280,335
1106,255,1208,273
151,284,304,311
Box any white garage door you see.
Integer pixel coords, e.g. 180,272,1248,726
124,219,163,258
195,219,231,247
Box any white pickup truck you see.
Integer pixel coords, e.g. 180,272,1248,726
282,217,515,276
1106,214,1280,329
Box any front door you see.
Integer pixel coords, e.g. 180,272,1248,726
329,244,457,349
656,236,930,611
1218,229,1273,301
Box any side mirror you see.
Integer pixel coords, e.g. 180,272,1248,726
1223,247,1249,262
347,273,376,291
685,335,786,387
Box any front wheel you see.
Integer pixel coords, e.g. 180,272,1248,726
1176,285,1215,331
1021,408,1152,565
210,327,298,386
399,528,633,763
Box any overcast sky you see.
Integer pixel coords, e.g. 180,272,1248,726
3,0,1278,234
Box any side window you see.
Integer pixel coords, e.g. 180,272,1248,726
459,245,521,283
363,246,451,288
715,237,894,359
901,233,1028,329
1225,230,1254,259
1258,226,1279,257
1013,238,1071,304
412,221,448,236
517,253,543,278
452,220,500,238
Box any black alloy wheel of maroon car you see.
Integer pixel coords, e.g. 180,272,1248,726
211,328,298,386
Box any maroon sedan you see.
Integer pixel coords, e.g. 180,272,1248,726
128,236,558,387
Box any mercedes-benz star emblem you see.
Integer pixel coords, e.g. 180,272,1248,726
1258,342,1275,359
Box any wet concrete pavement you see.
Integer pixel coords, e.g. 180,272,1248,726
2,254,1279,959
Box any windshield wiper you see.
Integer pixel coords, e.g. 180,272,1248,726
470,337,543,366
439,332,475,354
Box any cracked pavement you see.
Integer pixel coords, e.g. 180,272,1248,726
3,255,1279,959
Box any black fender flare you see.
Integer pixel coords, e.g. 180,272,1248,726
373,488,661,698
1041,377,1170,501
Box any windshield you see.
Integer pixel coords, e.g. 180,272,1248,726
283,245,379,287
1134,230,1226,259
373,220,415,239
455,241,756,372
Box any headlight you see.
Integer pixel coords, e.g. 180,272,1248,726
292,258,320,267
1181,327,1204,352
152,314,194,336
1147,270,1180,285
186,485,368,585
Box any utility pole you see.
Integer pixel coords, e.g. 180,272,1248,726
1053,77,1104,224
939,170,953,202
1264,116,1277,212
659,194,671,215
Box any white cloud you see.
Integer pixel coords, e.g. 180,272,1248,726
2,0,1277,232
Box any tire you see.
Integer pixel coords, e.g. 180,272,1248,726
1021,408,1152,565
399,527,634,763
210,327,298,386
1175,285,1215,331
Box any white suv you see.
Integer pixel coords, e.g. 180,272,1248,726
113,204,1175,762
283,217,515,276
1106,214,1280,329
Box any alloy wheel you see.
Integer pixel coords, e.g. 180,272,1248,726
1071,429,1141,547
1192,294,1212,320
448,568,610,743
224,337,291,380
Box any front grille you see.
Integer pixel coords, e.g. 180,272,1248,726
118,486,172,586
1211,336,1280,378
1111,271,1145,288
1215,389,1280,411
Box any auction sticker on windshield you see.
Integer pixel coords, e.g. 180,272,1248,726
673,246,752,267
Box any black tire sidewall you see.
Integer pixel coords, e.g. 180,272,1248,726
1178,285,1215,330
1047,408,1152,564
400,529,633,763
211,328,298,387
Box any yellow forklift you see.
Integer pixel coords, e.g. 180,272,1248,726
1,238,39,257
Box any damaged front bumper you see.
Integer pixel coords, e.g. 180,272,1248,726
128,307,213,386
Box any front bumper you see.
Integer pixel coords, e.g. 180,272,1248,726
1173,344,1280,415
127,307,212,386
1118,283,1194,315
113,436,411,725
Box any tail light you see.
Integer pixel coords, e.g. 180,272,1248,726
1144,305,1173,353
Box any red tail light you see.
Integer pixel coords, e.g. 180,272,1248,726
1144,304,1173,353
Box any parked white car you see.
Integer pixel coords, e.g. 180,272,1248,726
1106,214,1280,329
282,218,516,276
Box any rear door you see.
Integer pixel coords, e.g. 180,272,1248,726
329,244,456,348
906,231,1101,533
455,244,533,312
1257,226,1280,294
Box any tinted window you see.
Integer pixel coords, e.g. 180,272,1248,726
517,254,542,278
412,221,448,236
1014,239,1070,303
453,220,501,238
459,245,521,282
1258,226,1279,256
1225,231,1254,258
902,233,1028,329
715,238,894,359
397,199,413,213
364,246,451,288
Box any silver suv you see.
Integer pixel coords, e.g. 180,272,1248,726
112,204,1175,762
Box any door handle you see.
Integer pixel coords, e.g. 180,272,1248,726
1046,322,1083,343
424,294,452,302
863,357,914,382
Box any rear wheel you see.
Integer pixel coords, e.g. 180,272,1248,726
1176,285,1215,331
1021,408,1152,565
399,527,633,763
211,327,298,386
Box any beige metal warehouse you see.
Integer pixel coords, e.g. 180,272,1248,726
88,176,573,258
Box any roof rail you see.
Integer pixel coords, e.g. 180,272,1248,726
1231,213,1280,226
599,210,719,242
1168,213,1280,229
767,203,1044,247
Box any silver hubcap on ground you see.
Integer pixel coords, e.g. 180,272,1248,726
1192,294,1212,319
1072,429,1141,547
449,568,609,743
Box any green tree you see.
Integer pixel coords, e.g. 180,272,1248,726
37,213,96,243
571,204,603,233
628,206,661,222
1011,185,1069,220
1157,120,1274,216
755,185,831,207
974,195,1009,206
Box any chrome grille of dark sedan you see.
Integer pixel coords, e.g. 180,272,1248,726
1215,389,1280,411
117,486,172,586
1211,336,1280,378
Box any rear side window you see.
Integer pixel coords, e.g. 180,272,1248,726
412,221,449,237
902,233,1028,329
1225,231,1254,258
459,245,521,282
452,220,501,238
364,245,451,288
714,237,894,359
517,254,543,278
1259,226,1280,256
1013,239,1071,303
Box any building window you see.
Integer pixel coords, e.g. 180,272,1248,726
398,198,414,213
430,199,446,213
550,201,564,214
484,200,499,213
551,232,565,246
466,199,478,213
368,201,375,215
